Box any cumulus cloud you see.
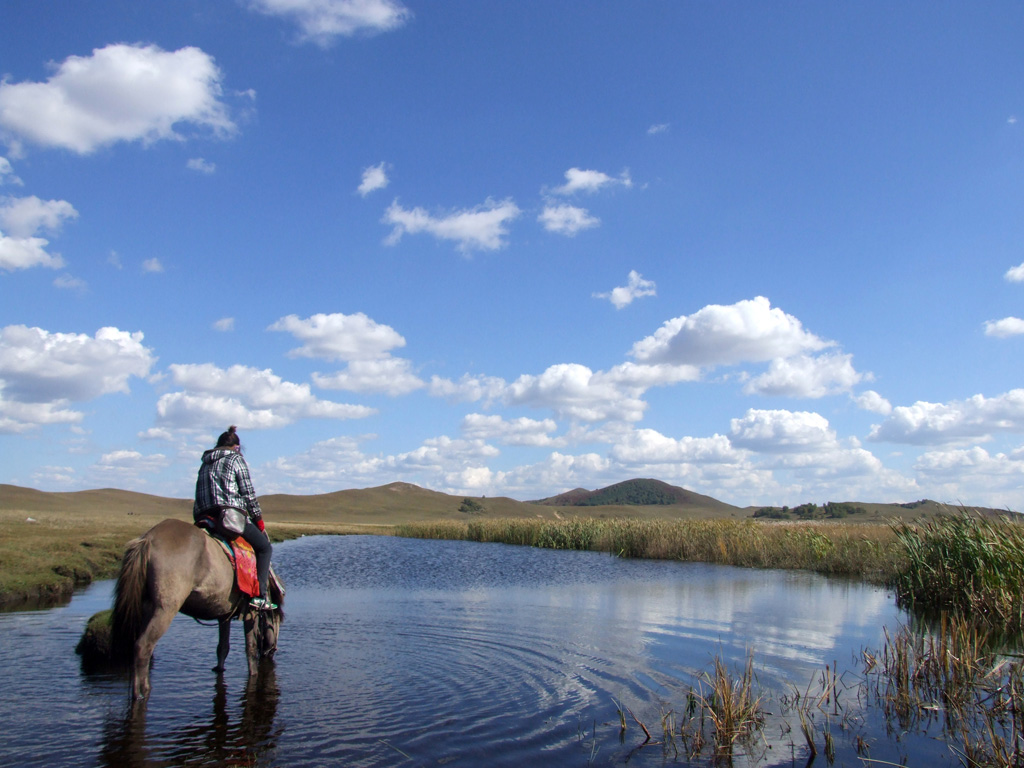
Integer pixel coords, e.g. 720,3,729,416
154,362,375,432
1005,262,1024,283
247,0,410,45
0,325,154,432
383,198,521,253
630,296,832,367
212,317,235,332
141,258,164,273
270,312,406,361
0,195,77,271
53,273,87,292
313,357,424,396
744,352,865,398
358,162,389,196
610,428,738,465
538,203,599,236
0,43,235,154
854,390,892,415
647,123,669,135
594,270,657,309
549,167,633,195
92,449,168,478
730,409,836,453
0,234,64,271
461,413,560,446
0,195,78,238
984,317,1024,338
428,373,507,405
869,389,1024,446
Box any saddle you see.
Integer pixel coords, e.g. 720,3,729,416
195,516,261,599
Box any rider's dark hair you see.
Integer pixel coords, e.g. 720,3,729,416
216,425,241,449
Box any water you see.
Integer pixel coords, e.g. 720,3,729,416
0,535,942,766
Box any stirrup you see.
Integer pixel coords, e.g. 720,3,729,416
250,595,277,611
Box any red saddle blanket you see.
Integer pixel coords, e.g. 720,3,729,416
209,535,260,598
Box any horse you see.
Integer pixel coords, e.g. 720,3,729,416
110,518,284,700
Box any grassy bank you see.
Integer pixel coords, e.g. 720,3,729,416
394,517,906,582
0,509,391,607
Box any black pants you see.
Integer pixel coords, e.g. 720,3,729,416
240,519,272,598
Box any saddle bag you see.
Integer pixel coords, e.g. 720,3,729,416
197,505,247,539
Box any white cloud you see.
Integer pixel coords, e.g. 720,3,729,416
428,373,507,404
0,325,154,432
212,317,235,332
141,257,164,273
647,123,669,135
383,198,521,253
461,413,561,446
913,446,1024,508
550,167,633,195
247,0,410,45
610,428,738,465
53,273,87,292
0,325,154,403
0,157,23,185
92,449,168,477
358,162,389,196
155,362,375,432
984,317,1024,338
269,311,406,361
594,270,656,309
744,352,865,398
730,409,836,453
0,195,78,238
538,203,599,236
187,157,216,174
854,390,892,415
0,234,64,271
0,43,235,154
0,195,77,272
869,389,1024,446
313,357,424,396
1006,262,1024,282
630,296,832,367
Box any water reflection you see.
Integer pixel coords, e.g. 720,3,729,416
98,662,280,767
0,535,929,767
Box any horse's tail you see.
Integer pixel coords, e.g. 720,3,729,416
110,535,151,662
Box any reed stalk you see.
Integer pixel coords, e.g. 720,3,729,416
393,516,903,581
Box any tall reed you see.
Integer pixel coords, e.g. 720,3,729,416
393,516,903,581
891,511,1024,632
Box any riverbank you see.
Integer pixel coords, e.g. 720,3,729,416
0,509,391,608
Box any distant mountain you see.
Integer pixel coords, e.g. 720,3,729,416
532,478,737,511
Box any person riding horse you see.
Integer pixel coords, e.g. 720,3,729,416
193,426,275,610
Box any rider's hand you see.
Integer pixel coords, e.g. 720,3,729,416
256,518,265,533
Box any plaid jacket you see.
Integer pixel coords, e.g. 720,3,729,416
192,448,263,524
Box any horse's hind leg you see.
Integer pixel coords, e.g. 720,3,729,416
131,605,176,700
214,618,231,674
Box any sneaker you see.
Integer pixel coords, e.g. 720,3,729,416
250,596,277,611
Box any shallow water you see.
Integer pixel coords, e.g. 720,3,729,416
0,535,951,766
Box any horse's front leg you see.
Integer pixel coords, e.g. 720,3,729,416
243,610,259,677
213,618,231,673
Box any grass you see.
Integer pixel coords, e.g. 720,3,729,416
0,508,392,607
891,510,1024,633
394,516,906,582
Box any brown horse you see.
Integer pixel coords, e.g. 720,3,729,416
110,518,284,700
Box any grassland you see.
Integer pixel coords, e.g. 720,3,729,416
0,481,1011,611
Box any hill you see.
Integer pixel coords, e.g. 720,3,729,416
0,481,1012,526
532,478,737,512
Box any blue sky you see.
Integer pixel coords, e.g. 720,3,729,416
1,1,1023,508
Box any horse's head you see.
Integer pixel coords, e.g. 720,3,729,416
261,573,285,659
